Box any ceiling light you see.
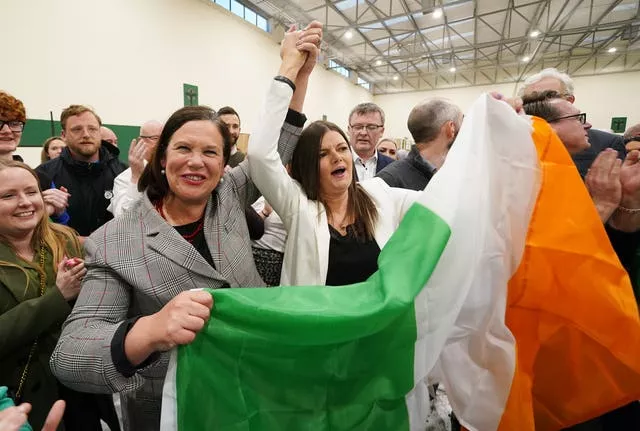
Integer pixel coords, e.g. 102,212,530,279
375,60,383,66
449,66,456,72
344,30,353,40
522,56,531,62
608,47,617,53
393,75,399,81
432,8,443,19
529,30,540,38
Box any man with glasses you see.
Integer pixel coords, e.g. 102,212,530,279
347,102,393,181
108,120,163,217
520,68,625,177
36,105,127,236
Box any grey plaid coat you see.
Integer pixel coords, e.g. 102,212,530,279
50,120,302,431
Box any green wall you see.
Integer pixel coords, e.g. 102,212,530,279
21,119,138,163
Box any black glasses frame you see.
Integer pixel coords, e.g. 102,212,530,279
0,120,25,132
624,136,640,145
548,113,587,125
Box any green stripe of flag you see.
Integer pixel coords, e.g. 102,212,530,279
175,203,450,430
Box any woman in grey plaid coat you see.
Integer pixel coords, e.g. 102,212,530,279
49,27,322,431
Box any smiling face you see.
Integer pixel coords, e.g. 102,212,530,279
0,120,22,159
318,130,354,200
0,166,45,241
161,120,225,206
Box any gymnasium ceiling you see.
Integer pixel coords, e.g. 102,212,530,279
246,0,640,94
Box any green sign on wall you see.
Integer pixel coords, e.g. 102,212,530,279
611,117,627,133
184,84,199,106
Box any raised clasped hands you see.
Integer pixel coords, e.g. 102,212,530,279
280,21,323,79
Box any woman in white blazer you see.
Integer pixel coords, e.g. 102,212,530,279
248,78,420,287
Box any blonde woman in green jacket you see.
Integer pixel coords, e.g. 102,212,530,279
0,160,84,430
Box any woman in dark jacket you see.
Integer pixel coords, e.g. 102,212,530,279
0,160,85,430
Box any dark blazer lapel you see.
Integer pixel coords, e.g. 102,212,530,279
141,195,223,281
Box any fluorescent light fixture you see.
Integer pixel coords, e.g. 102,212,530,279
530,30,540,38
432,8,443,18
344,30,353,39
608,47,617,53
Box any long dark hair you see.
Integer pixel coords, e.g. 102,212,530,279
138,106,232,202
290,121,378,240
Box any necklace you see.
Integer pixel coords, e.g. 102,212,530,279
154,200,204,242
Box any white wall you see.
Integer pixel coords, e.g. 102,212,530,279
3,0,371,146
375,71,640,141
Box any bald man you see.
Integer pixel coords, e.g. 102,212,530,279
624,123,640,152
108,120,163,216
520,68,625,177
100,126,118,148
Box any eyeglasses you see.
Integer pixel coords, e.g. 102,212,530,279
139,135,160,141
548,113,587,125
624,136,640,144
0,120,25,132
349,124,383,132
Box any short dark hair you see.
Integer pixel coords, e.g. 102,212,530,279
60,105,101,130
217,106,240,122
291,120,378,240
522,90,563,122
407,98,461,144
138,106,232,202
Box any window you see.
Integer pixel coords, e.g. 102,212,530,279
212,0,269,32
230,0,244,18
257,15,268,32
357,77,371,91
328,59,350,79
244,8,257,25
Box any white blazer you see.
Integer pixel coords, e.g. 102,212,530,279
249,81,419,286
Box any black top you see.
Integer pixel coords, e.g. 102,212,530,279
325,224,381,286
174,219,215,269
111,218,215,377
572,129,626,178
376,145,436,191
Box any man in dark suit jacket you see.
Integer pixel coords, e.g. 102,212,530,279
377,98,462,190
519,68,626,177
347,102,393,181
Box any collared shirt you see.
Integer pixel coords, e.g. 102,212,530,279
352,150,378,181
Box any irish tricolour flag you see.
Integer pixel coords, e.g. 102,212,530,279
161,95,640,430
